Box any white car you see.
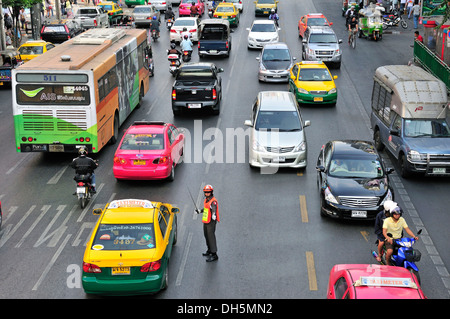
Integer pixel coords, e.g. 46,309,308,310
244,91,310,169
247,20,280,49
147,0,168,12
169,17,201,43
222,0,244,12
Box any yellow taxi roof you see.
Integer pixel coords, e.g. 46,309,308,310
20,40,49,47
297,61,327,69
101,199,157,224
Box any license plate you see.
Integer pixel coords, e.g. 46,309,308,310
314,97,323,102
133,160,146,165
32,144,47,151
49,144,64,152
188,103,202,108
112,267,130,275
432,167,446,174
273,156,286,162
264,11,268,14
351,210,367,218
272,75,281,78
76,187,85,194
209,50,217,53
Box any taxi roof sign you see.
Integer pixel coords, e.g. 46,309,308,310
109,199,154,209
354,276,418,289
299,61,324,65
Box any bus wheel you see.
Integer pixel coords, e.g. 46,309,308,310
109,114,119,145
137,83,144,108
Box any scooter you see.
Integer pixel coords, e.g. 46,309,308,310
182,50,192,62
74,173,94,209
372,229,422,283
151,29,159,41
166,18,174,30
168,53,181,75
382,10,407,29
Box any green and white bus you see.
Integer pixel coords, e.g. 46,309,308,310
12,28,150,153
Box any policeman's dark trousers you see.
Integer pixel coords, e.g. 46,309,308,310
203,220,217,254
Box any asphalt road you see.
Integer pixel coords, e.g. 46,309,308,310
0,0,449,301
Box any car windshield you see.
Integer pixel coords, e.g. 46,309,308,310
92,223,156,251
258,0,275,3
262,48,290,61
328,157,384,178
404,119,450,138
19,46,43,55
133,7,152,13
120,133,165,150
255,111,302,131
174,19,195,27
251,23,276,32
309,33,336,43
216,6,234,12
308,18,328,26
299,68,332,81
100,5,113,11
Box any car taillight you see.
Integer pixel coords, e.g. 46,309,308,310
153,156,168,164
94,19,97,27
77,182,85,187
172,89,176,100
226,40,229,49
170,29,177,33
230,15,236,18
113,156,127,165
83,262,102,273
198,41,200,49
141,260,161,272
189,29,196,33
212,88,217,100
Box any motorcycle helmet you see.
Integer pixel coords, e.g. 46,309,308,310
152,15,157,20
390,206,402,217
171,43,176,49
203,184,214,193
383,200,395,212
184,34,189,40
78,147,88,156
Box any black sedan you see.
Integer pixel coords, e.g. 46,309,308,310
40,20,84,44
316,140,394,220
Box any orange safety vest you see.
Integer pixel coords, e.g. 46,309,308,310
202,197,219,223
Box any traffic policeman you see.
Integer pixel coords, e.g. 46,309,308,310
196,185,220,262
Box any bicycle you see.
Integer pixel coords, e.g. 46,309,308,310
349,28,357,49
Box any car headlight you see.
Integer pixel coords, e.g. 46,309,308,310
324,186,339,204
252,140,266,152
248,36,255,42
408,150,426,162
298,87,308,94
293,141,306,152
328,88,337,94
260,63,267,71
380,189,393,206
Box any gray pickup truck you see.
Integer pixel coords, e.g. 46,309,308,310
74,6,109,29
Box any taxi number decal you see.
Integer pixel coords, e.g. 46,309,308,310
114,239,135,245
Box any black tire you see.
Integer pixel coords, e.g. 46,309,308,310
399,153,411,178
109,114,119,145
374,129,385,151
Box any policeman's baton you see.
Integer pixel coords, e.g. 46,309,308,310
187,187,200,213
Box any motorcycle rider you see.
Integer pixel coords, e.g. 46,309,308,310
70,147,98,193
345,5,357,26
374,200,396,262
190,2,198,17
268,9,279,27
382,205,419,266
149,15,160,38
165,6,175,20
180,34,193,58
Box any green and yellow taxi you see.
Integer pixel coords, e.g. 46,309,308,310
213,2,240,27
97,1,123,22
254,0,279,16
289,61,338,106
17,40,55,63
82,199,179,296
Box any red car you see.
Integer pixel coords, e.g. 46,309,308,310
327,264,426,299
113,121,185,181
298,13,332,38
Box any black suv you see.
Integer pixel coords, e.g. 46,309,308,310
171,62,224,115
40,19,84,44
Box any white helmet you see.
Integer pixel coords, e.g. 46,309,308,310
383,200,396,212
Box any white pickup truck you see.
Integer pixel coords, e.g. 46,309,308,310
74,6,109,29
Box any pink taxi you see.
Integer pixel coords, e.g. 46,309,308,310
178,0,205,17
113,121,184,182
327,264,426,299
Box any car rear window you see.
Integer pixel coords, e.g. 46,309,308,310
133,7,152,13
177,68,214,81
120,133,165,150
92,223,156,250
42,25,66,33
174,19,195,27
79,9,99,14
